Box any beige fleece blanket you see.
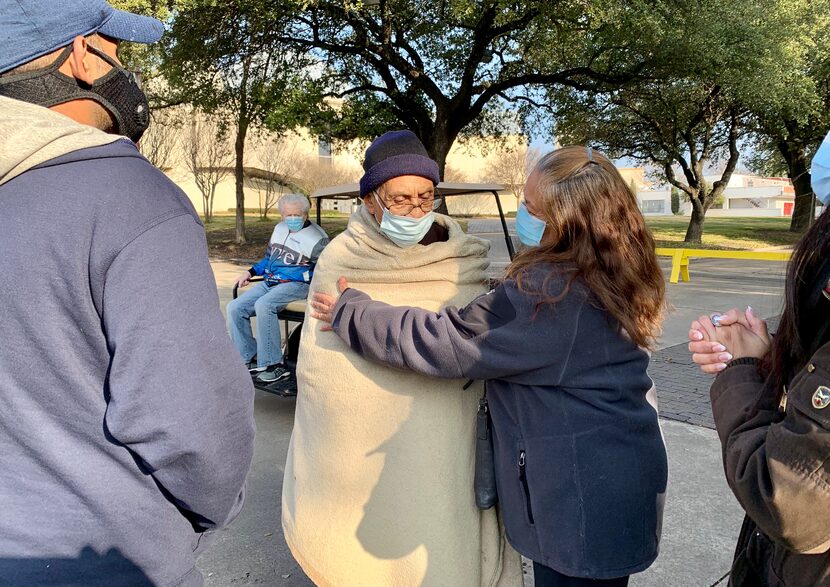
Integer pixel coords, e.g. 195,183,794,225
282,205,521,587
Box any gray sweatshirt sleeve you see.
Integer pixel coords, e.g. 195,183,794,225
101,213,255,531
331,281,585,381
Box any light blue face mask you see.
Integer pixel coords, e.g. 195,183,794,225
374,192,435,248
285,216,305,232
515,201,547,247
811,130,830,205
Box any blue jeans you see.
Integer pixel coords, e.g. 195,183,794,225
226,280,309,368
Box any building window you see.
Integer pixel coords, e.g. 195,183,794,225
318,136,332,162
639,200,665,214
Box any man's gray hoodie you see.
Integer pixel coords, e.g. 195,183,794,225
0,97,255,587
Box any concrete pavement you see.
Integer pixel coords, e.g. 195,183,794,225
199,221,788,586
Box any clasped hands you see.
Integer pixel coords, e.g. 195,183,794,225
688,307,771,374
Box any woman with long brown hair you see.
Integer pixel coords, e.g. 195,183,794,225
311,146,668,586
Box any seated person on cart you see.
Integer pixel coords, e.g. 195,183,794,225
228,194,329,383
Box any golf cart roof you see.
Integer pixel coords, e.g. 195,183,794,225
312,182,506,200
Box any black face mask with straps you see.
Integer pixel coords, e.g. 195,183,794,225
0,45,150,142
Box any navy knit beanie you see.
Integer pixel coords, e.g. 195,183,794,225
359,130,441,197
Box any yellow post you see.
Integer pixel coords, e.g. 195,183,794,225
680,253,690,283
654,248,790,284
670,249,684,284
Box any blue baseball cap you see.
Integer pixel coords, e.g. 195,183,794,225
0,0,164,74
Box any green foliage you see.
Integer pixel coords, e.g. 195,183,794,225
159,0,316,243
148,0,830,240
108,0,177,81
160,0,304,126
273,0,673,169
670,188,680,215
740,0,830,231
743,0,830,141
552,0,807,242
282,83,403,144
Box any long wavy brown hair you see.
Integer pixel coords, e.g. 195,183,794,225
506,146,666,349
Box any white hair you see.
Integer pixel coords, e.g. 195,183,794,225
278,193,310,214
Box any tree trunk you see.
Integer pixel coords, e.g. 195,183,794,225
234,118,249,245
684,197,706,243
208,185,216,222
423,124,454,216
682,111,739,245
779,140,813,233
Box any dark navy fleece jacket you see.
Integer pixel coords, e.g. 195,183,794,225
0,140,255,587
332,269,668,579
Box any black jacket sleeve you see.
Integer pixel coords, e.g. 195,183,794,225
711,342,830,554
101,214,255,531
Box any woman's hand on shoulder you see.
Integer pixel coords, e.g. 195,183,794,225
310,276,350,331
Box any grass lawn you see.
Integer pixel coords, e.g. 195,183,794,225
203,213,799,261
644,216,800,250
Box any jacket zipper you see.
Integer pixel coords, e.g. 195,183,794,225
518,450,535,525
778,385,788,412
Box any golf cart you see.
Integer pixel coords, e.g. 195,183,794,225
234,181,513,396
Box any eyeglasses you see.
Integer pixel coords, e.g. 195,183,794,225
374,191,442,216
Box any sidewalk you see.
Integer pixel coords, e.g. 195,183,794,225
201,228,788,586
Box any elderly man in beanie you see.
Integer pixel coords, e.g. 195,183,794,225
0,2,254,586
282,130,521,587
358,129,448,246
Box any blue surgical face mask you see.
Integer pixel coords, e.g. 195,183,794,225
373,192,435,248
515,201,547,247
285,216,305,232
812,130,830,205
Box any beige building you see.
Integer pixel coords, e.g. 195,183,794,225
618,167,647,190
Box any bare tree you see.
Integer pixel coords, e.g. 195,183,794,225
249,134,300,219
484,145,542,207
441,163,481,216
186,114,233,222
288,155,358,216
138,108,182,171
443,163,469,183
294,155,358,196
